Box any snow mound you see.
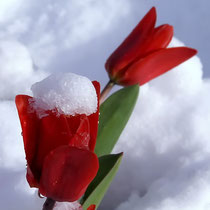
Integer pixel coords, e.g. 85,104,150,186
54,201,82,210
0,39,47,100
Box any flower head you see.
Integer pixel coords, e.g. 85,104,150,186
16,78,100,202
105,7,197,86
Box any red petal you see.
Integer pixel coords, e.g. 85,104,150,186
15,95,40,185
105,7,157,74
119,47,197,86
134,24,173,58
26,165,39,188
152,24,174,49
69,115,90,150
87,205,96,210
34,112,73,176
87,81,100,151
39,146,99,202
66,115,85,135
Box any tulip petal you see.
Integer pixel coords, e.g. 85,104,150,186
15,95,38,166
105,7,157,74
119,47,197,86
66,115,85,135
134,24,173,58
69,115,90,150
152,24,174,49
87,205,96,210
34,112,73,175
15,95,40,186
26,165,39,187
87,81,100,152
39,146,99,202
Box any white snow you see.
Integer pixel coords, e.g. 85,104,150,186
0,39,47,100
54,201,82,210
31,73,97,116
0,0,24,23
0,101,24,169
0,0,129,68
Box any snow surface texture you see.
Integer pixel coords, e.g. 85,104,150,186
0,39,46,100
0,0,129,69
31,73,97,116
54,201,82,210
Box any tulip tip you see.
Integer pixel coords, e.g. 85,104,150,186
150,6,156,14
192,48,198,55
187,47,198,57
178,47,198,58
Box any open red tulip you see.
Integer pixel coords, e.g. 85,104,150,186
16,81,100,202
105,7,197,86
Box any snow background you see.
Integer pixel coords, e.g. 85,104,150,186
0,0,209,209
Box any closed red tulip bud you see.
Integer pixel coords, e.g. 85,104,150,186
16,81,100,202
105,7,197,86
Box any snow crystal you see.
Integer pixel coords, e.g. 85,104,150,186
31,73,97,116
54,201,82,210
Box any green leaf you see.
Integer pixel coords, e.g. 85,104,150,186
81,153,123,209
95,85,139,157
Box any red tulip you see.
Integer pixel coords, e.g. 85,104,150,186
105,7,197,86
15,81,100,202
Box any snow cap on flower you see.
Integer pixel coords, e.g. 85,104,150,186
31,73,97,116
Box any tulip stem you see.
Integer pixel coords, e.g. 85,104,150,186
100,80,115,105
42,198,56,210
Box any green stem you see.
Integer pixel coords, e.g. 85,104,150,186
100,80,115,105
